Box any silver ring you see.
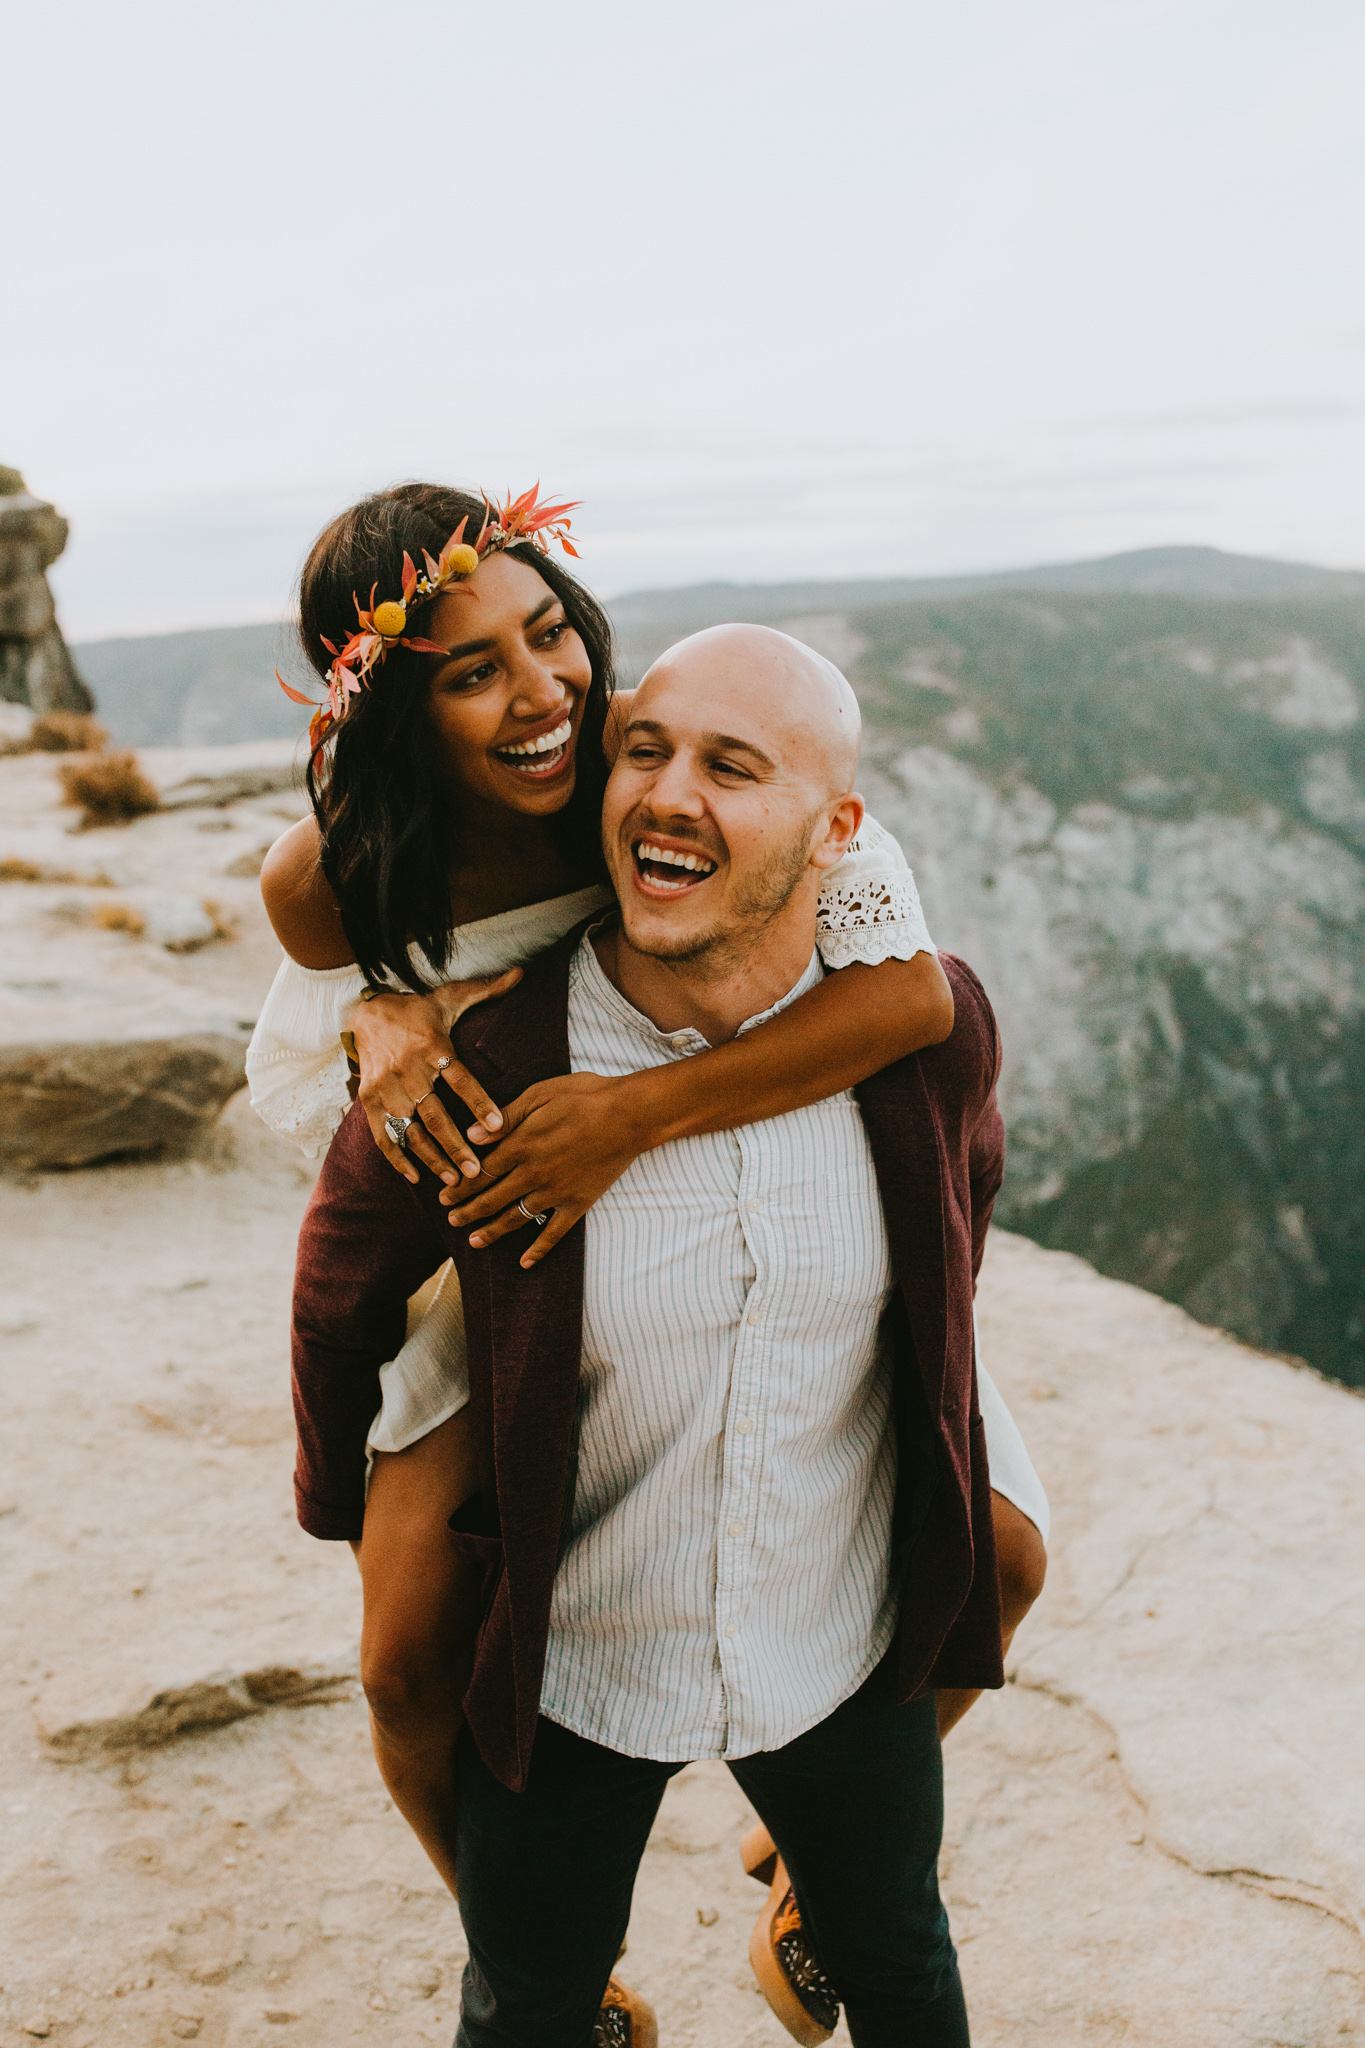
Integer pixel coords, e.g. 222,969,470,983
517,1198,549,1227
385,1114,414,1147
434,1055,452,1072
412,1090,433,1109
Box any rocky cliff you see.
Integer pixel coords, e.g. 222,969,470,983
618,579,1365,1390
0,467,94,714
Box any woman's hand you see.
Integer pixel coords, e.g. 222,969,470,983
351,970,523,1184
438,1071,652,1267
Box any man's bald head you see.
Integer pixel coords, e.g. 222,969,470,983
638,623,861,795
600,620,867,985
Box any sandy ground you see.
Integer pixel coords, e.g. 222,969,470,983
2,1092,1363,2045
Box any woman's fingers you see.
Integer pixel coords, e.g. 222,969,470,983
431,1057,509,1143
438,969,522,1135
361,1094,421,1185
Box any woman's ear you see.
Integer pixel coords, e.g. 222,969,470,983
810,792,865,872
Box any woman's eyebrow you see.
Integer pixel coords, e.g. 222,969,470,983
440,595,559,664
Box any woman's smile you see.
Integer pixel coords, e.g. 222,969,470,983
491,713,575,781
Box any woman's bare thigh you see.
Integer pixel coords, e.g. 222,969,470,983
357,1408,480,1671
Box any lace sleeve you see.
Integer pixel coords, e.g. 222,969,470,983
815,814,938,971
245,955,368,1157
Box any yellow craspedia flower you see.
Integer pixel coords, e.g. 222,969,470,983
372,600,408,638
444,544,481,579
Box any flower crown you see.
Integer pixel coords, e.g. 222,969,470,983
278,483,580,760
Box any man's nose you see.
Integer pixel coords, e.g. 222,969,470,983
647,748,707,817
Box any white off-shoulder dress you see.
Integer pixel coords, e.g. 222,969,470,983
247,818,1049,1539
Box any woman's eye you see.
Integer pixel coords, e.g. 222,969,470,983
539,620,567,645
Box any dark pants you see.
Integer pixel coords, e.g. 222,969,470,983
454,1668,969,2047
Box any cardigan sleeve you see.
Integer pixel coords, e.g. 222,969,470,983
291,1101,450,1539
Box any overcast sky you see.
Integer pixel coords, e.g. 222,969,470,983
8,0,1365,638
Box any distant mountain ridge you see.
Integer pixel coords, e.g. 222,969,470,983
73,545,1365,748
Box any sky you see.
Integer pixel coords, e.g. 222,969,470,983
7,0,1365,639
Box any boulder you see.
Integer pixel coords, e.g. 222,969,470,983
0,470,94,715
0,1015,251,1169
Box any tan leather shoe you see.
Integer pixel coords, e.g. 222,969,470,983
593,1974,658,2047
741,1829,840,2047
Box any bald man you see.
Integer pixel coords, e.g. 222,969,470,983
292,626,1006,2047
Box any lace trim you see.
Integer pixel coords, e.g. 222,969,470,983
815,868,936,968
817,921,935,970
249,1051,353,1158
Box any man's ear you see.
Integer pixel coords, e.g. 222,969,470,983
810,792,865,872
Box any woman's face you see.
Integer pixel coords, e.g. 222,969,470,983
421,551,594,823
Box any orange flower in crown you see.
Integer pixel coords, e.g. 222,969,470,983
279,484,581,762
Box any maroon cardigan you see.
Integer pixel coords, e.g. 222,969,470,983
291,931,1007,1791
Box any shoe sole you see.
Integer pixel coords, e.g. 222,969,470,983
746,1860,836,2048
602,1976,658,2048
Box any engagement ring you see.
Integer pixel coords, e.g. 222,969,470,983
434,1055,452,1072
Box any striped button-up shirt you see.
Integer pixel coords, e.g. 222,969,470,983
538,932,899,1762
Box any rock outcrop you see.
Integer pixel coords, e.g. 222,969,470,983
0,466,94,715
0,740,306,1169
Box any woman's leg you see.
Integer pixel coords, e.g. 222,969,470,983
352,1407,483,1897
935,1489,1047,1738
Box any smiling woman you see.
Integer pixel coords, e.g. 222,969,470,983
284,483,614,994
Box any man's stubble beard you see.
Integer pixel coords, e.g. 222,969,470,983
618,810,820,969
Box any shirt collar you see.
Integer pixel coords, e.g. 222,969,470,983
573,921,824,1055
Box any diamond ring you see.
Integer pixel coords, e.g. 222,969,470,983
385,1114,414,1148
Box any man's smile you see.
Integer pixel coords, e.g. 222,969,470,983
631,836,721,897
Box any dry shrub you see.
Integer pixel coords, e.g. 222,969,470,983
0,857,44,882
202,897,238,942
30,711,109,753
90,901,146,936
59,751,161,828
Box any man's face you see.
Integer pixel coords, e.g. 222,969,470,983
601,662,831,964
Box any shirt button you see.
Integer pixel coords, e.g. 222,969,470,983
747,1196,764,1214
724,1622,738,1638
727,1520,744,1538
747,1310,761,1326
670,1032,691,1048
736,1418,753,1435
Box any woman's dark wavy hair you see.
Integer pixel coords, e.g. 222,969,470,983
297,481,614,992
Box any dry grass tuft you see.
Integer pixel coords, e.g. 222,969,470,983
202,897,238,943
59,751,161,828
90,901,147,936
30,711,109,753
0,857,44,882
